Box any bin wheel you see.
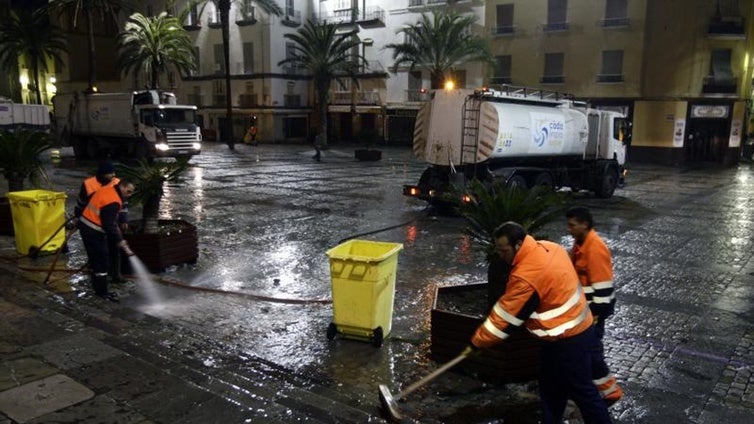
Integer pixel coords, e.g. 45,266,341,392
372,327,384,348
326,323,337,340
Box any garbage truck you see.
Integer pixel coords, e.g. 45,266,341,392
403,86,630,205
0,97,50,132
52,90,202,159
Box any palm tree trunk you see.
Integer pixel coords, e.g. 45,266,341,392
317,80,329,148
31,58,42,105
220,0,234,150
86,9,97,90
430,71,444,90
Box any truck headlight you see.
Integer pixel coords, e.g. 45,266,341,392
155,143,170,152
192,142,201,150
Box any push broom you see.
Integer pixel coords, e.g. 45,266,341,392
378,348,473,422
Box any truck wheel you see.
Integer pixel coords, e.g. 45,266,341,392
507,175,527,190
533,173,554,190
595,166,619,198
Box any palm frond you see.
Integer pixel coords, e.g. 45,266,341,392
460,179,568,261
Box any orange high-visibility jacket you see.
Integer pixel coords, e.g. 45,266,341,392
83,176,120,197
81,185,123,231
472,236,593,348
571,229,615,320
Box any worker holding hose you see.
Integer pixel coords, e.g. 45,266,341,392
78,179,136,302
72,161,130,284
470,222,612,424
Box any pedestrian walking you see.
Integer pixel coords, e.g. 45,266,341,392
470,221,612,424
566,206,623,406
73,161,130,284
78,179,136,302
312,134,322,162
244,125,257,146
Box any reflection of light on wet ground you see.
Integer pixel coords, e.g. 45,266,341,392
189,166,204,219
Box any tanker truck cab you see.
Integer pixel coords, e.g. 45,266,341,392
137,105,201,157
403,86,631,207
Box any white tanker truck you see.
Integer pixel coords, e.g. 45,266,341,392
403,86,630,205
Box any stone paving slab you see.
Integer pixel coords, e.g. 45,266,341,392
0,357,58,391
0,373,94,423
25,333,124,371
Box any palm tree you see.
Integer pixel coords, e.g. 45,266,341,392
117,12,196,89
50,0,133,92
279,20,363,148
0,7,67,104
189,0,282,150
386,10,492,89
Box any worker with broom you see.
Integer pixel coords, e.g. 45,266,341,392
470,221,612,423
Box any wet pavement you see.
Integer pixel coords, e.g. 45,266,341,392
0,142,752,423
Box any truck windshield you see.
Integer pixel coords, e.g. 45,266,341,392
145,109,196,125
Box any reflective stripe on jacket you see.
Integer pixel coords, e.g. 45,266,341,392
81,185,123,231
571,229,615,320
472,236,593,347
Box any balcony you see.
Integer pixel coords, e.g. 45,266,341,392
491,25,515,36
540,75,565,84
596,74,624,83
186,94,204,107
406,89,430,102
490,77,512,85
408,0,423,7
330,90,380,105
284,94,302,107
212,94,227,106
543,22,569,32
356,6,385,27
282,10,301,27
601,17,629,28
236,7,257,26
702,75,737,94
708,18,745,39
356,60,387,76
238,93,258,108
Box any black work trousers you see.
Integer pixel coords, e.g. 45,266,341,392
539,326,612,424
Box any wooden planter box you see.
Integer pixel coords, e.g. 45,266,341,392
354,149,382,161
431,283,541,383
122,219,198,273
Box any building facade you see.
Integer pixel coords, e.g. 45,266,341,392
5,0,753,165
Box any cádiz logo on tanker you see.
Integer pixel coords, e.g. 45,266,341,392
530,113,565,151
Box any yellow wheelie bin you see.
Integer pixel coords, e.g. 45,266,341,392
325,239,403,347
7,190,67,256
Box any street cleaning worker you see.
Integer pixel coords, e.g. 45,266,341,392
73,160,130,284
566,206,623,406
78,179,136,302
470,221,612,424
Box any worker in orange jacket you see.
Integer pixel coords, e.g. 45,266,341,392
73,161,130,284
471,221,612,424
79,179,136,302
567,206,623,406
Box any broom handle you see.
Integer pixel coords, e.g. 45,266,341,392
396,352,468,401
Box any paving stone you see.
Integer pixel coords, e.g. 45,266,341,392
27,394,147,424
25,333,124,370
0,357,58,391
0,374,94,423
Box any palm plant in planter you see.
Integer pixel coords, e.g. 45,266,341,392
430,179,567,382
0,130,52,234
115,158,197,272
461,179,568,306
